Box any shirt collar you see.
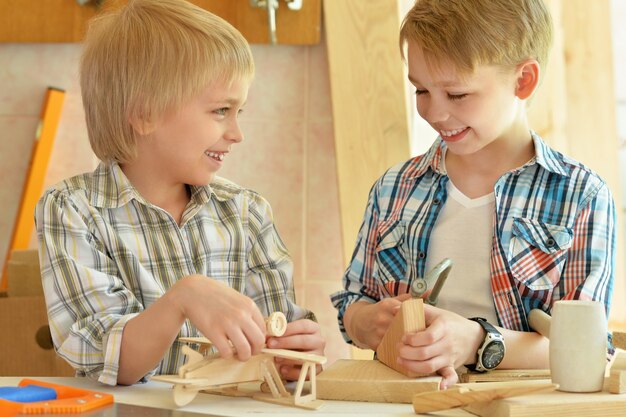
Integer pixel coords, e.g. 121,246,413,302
88,162,242,209
404,130,570,181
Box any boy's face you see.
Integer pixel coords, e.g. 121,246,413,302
406,41,528,157
140,78,249,186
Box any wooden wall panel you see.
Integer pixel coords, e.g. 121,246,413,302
0,0,321,44
324,0,411,267
559,0,625,327
527,0,569,153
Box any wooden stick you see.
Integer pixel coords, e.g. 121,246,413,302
412,381,558,413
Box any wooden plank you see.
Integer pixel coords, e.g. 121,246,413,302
527,0,568,152
0,0,321,44
559,0,624,329
460,369,551,384
324,0,411,268
376,298,426,377
316,359,440,403
465,381,626,417
0,88,65,292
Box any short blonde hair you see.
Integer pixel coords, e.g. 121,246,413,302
399,0,553,75
80,0,254,163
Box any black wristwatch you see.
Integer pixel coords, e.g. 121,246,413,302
467,317,505,372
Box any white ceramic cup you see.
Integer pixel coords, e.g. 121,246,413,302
549,300,607,392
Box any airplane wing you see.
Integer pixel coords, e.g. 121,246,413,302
261,348,327,365
152,375,212,386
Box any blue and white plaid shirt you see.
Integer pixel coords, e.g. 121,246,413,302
331,132,615,344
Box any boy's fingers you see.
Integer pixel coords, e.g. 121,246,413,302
266,332,324,351
279,319,318,337
228,328,252,361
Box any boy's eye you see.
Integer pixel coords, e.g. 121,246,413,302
214,107,228,116
448,93,468,101
415,89,428,96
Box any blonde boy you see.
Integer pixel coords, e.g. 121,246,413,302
36,0,324,386
332,0,614,388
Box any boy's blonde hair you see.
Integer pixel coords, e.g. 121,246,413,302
399,0,553,75
80,0,254,163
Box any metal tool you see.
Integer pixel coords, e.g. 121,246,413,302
249,0,303,45
410,258,453,306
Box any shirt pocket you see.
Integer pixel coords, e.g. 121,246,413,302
507,217,573,291
374,221,408,293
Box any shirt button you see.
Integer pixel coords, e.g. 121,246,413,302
433,198,441,205
546,238,556,247
418,251,426,259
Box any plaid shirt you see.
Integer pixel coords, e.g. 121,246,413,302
331,132,615,344
36,162,313,385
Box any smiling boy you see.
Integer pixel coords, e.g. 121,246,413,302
332,0,615,388
36,0,324,386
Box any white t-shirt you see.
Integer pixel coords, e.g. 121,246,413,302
424,179,498,324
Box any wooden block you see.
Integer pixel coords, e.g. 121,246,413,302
460,369,551,383
376,298,426,377
316,359,440,403
609,350,626,394
609,370,626,395
613,332,626,350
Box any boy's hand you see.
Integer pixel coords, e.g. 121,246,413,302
396,304,481,385
171,275,267,361
266,319,325,381
344,294,412,350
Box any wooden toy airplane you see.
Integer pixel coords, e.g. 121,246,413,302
153,312,327,410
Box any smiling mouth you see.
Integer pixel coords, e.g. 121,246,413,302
205,151,225,161
440,127,468,138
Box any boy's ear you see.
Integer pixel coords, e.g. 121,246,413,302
515,60,540,100
128,112,156,136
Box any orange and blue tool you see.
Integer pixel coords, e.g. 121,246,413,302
0,379,113,416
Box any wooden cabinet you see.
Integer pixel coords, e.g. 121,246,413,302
0,0,320,44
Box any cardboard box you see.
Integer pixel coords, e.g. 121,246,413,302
0,295,75,376
7,249,43,297
1,248,75,376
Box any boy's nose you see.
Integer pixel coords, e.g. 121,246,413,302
226,122,244,143
422,101,449,124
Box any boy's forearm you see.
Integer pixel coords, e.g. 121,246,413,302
497,327,550,369
343,301,372,349
117,290,186,385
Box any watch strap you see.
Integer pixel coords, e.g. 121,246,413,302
467,317,504,372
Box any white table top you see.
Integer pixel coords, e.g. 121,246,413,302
0,376,471,417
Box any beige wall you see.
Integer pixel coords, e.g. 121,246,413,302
0,40,350,366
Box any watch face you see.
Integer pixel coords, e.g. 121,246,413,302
482,340,505,369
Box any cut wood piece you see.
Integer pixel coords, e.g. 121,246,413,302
376,298,427,377
613,332,626,350
317,359,440,403
412,381,558,414
460,369,551,383
465,378,626,417
609,350,626,394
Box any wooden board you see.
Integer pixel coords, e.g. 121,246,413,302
376,298,427,377
465,379,626,417
323,0,411,268
0,0,321,44
316,359,440,403
460,369,551,383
